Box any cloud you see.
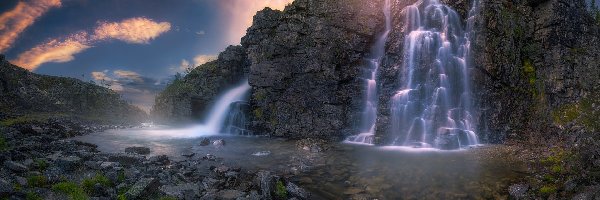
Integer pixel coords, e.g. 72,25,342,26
91,71,111,81
219,0,294,45
91,69,169,112
114,70,143,82
193,54,217,66
196,31,205,36
11,32,91,71
11,17,171,71
0,0,62,53
93,17,171,44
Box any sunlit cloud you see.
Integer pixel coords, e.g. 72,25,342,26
11,32,91,71
0,0,62,53
93,17,171,44
11,17,171,71
91,71,112,82
193,54,217,66
114,70,143,82
219,0,293,45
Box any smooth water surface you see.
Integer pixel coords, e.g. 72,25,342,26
74,127,524,199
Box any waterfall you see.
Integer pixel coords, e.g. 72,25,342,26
222,101,251,135
183,79,251,137
389,0,479,149
346,0,392,145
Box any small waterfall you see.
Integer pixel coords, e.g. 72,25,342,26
184,80,251,137
222,101,252,135
389,0,479,149
346,0,392,145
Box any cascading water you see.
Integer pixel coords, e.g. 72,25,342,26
346,0,392,145
222,101,251,135
182,79,251,137
389,0,479,149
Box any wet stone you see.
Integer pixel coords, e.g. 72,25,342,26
124,147,151,155
508,184,528,199
217,189,245,200
4,161,28,172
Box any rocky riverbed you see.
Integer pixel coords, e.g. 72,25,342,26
2,121,599,200
0,122,311,200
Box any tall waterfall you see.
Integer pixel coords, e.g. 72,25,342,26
346,0,392,144
389,0,479,149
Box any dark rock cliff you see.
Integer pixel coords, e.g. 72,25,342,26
0,55,147,125
372,0,599,144
152,46,249,124
241,0,385,139
470,0,600,143
154,0,598,143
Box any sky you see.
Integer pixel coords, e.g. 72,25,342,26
0,0,293,111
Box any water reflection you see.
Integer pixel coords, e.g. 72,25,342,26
74,127,523,199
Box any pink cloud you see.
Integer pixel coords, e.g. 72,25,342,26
92,17,172,44
11,17,171,71
11,32,91,71
0,0,61,53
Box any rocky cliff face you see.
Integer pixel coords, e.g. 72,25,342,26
470,0,600,143
372,0,599,144
0,55,147,125
152,46,249,124
241,0,385,139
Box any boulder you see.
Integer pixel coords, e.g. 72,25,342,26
108,153,145,166
124,147,151,155
199,138,210,146
508,184,529,200
148,155,170,165
159,183,200,199
4,161,28,172
0,179,12,195
55,156,82,171
125,178,159,200
217,189,245,200
286,182,309,199
256,171,274,199
212,139,226,147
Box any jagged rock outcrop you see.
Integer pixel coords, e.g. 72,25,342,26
241,0,386,139
152,46,249,124
470,0,600,143
0,55,146,124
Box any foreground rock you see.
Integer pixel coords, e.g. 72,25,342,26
0,124,312,200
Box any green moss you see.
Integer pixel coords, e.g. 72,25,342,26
542,174,555,182
0,135,7,152
52,182,88,200
253,108,263,119
26,192,43,200
82,173,112,194
117,194,126,200
117,169,126,183
35,159,48,171
159,197,177,200
523,59,536,86
27,175,47,188
551,165,564,174
275,180,287,199
255,90,267,101
14,183,22,192
551,97,599,130
539,185,557,196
